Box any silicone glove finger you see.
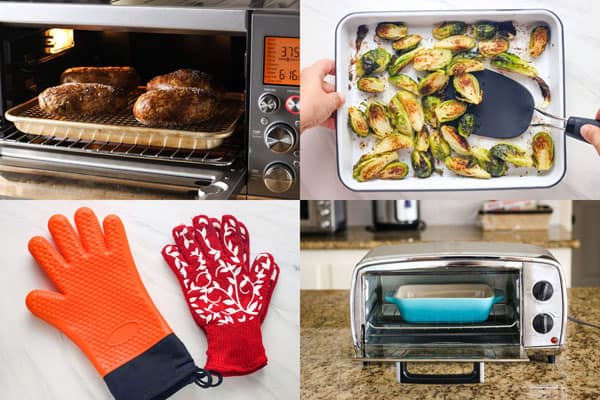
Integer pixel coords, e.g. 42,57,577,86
28,236,70,293
74,207,107,254
172,225,205,267
192,215,224,260
249,253,279,321
221,215,246,264
48,214,85,263
102,214,132,257
25,290,68,327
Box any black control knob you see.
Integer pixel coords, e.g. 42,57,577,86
263,163,294,193
533,313,554,334
532,281,554,301
265,123,296,153
258,93,279,113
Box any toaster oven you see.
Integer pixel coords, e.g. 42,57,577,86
0,0,299,199
300,200,346,234
350,242,566,384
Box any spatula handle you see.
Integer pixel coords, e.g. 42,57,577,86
565,117,600,143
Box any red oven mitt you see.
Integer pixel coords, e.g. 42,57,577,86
26,207,221,400
162,214,280,376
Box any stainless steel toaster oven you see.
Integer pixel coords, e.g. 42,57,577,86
0,0,299,199
300,200,346,234
350,242,567,384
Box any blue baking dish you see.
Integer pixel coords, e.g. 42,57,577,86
384,284,505,324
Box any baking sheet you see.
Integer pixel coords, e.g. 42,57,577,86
335,9,565,191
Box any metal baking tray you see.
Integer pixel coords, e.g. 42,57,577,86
5,90,243,150
335,9,565,192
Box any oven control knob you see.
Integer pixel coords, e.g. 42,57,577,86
532,281,553,301
258,93,279,114
265,123,296,153
320,220,331,229
533,313,554,334
263,163,294,193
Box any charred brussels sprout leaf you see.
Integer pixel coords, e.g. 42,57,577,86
413,48,453,72
428,129,451,160
457,113,476,137
392,34,423,52
348,106,370,137
353,151,399,182
434,35,476,52
491,52,538,77
532,76,551,108
434,99,467,123
473,23,497,40
446,56,485,76
453,73,483,105
376,22,408,40
359,48,392,76
445,156,491,179
373,134,414,154
497,21,517,40
472,147,507,177
357,76,385,93
389,74,419,95
411,150,434,178
394,90,425,132
387,47,422,75
422,95,442,128
418,70,449,96
478,38,510,57
532,131,554,171
415,129,430,152
432,21,467,40
530,25,550,57
380,161,409,180
388,95,414,137
490,143,534,168
441,125,471,155
367,102,394,138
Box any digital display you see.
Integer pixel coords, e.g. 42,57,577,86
263,36,300,87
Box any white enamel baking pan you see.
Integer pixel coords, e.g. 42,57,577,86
335,9,565,192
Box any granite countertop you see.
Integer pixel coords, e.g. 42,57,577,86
301,289,600,399
301,225,580,250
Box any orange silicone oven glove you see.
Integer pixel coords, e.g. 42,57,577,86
26,207,221,400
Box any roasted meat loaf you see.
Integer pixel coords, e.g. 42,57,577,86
146,69,217,94
39,83,128,117
133,88,217,127
60,66,140,91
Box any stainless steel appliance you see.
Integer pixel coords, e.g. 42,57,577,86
350,242,566,384
373,200,420,229
301,200,346,234
0,0,299,199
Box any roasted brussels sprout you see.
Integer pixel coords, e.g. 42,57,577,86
530,25,550,57
445,156,491,179
388,95,414,137
478,37,510,57
415,129,429,152
392,34,422,52
411,150,434,178
367,102,394,138
532,76,551,108
490,143,534,168
457,113,476,137
434,35,476,52
434,99,467,123
348,106,369,137
387,47,422,75
357,76,385,93
353,151,399,182
496,21,517,40
446,56,485,76
358,48,392,76
380,161,409,180
418,70,449,96
394,90,425,132
413,48,453,72
491,52,538,77
440,125,471,156
389,74,419,95
422,95,442,128
532,131,554,171
429,129,451,160
432,21,467,40
472,147,507,177
473,22,497,40
373,133,414,154
453,73,483,105
376,22,408,40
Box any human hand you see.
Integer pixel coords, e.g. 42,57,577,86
300,59,345,132
580,109,600,155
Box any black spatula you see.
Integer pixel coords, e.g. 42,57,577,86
443,69,600,141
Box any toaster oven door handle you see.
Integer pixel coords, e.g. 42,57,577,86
396,362,484,384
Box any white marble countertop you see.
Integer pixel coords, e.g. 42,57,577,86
0,201,299,400
301,0,600,199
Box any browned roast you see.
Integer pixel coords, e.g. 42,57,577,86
60,66,140,91
38,83,128,117
146,69,217,93
133,88,217,127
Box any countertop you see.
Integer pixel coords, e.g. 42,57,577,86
300,0,600,200
0,201,299,400
301,289,600,399
301,225,580,250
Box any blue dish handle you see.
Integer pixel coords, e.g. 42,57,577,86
493,289,505,304
384,290,397,304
